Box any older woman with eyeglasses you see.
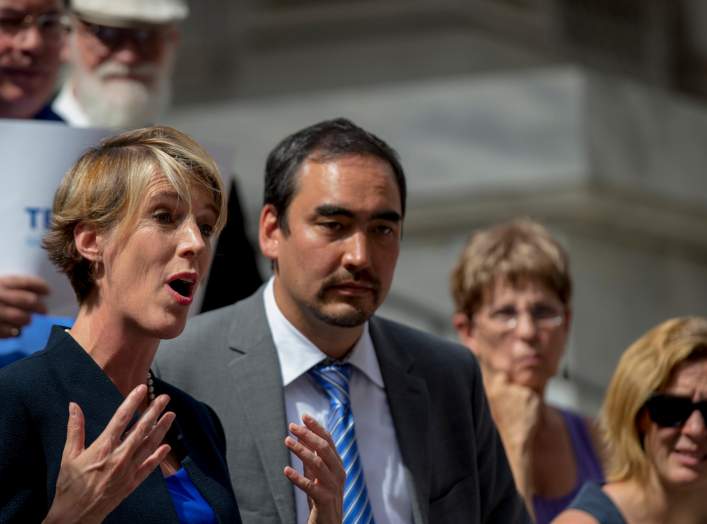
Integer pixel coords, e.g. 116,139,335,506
553,317,707,524
0,126,343,523
450,219,604,523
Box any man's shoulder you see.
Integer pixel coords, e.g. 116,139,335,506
155,375,217,425
371,315,475,361
33,102,65,122
157,303,236,363
172,290,262,340
369,315,481,380
181,301,240,336
156,289,266,368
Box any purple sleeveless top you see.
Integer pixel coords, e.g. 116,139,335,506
532,408,604,524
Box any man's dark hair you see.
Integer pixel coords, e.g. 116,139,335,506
264,117,407,232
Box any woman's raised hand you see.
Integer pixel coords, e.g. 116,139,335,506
43,385,175,524
284,414,345,524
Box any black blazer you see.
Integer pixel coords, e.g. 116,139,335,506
0,327,241,523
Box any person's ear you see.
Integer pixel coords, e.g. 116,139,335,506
637,408,651,434
636,407,652,450
73,223,103,262
259,204,283,265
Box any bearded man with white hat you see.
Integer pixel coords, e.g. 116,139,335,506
53,0,186,127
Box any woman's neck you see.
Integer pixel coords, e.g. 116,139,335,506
70,305,159,399
610,476,707,524
660,479,707,524
530,401,559,448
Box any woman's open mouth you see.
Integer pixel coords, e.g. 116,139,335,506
166,273,197,305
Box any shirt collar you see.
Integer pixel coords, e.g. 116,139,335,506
263,278,384,389
52,81,92,127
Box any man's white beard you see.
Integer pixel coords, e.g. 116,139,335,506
73,60,172,128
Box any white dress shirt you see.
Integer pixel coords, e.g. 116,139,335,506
263,279,413,524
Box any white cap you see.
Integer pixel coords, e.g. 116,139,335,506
71,0,189,27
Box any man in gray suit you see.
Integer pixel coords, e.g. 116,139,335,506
155,118,529,524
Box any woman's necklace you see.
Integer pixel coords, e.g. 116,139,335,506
147,369,156,401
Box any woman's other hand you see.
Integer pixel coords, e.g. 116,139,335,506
284,414,345,524
43,385,175,524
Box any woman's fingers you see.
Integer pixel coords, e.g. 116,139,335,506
302,415,343,469
293,417,338,464
284,417,344,524
119,393,171,451
285,417,346,499
131,411,176,468
134,443,172,486
100,385,149,449
283,464,316,494
47,393,177,524
286,430,329,484
61,402,86,462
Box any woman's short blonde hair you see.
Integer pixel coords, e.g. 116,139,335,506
43,125,227,303
601,316,707,484
450,218,571,316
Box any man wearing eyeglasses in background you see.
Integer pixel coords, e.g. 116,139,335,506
0,0,66,120
450,218,605,523
53,0,183,127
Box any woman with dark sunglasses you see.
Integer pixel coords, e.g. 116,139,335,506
553,317,707,524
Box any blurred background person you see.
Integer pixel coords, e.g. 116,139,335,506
0,0,66,120
0,125,342,523
450,218,604,523
53,0,183,128
554,317,707,524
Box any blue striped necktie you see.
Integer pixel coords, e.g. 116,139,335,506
308,362,375,524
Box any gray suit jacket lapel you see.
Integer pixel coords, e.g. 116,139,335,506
370,317,430,524
226,292,296,524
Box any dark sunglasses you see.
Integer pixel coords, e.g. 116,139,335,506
79,19,165,52
644,393,707,428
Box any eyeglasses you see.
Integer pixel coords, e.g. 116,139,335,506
644,393,707,428
480,304,564,334
0,12,68,39
79,19,167,53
